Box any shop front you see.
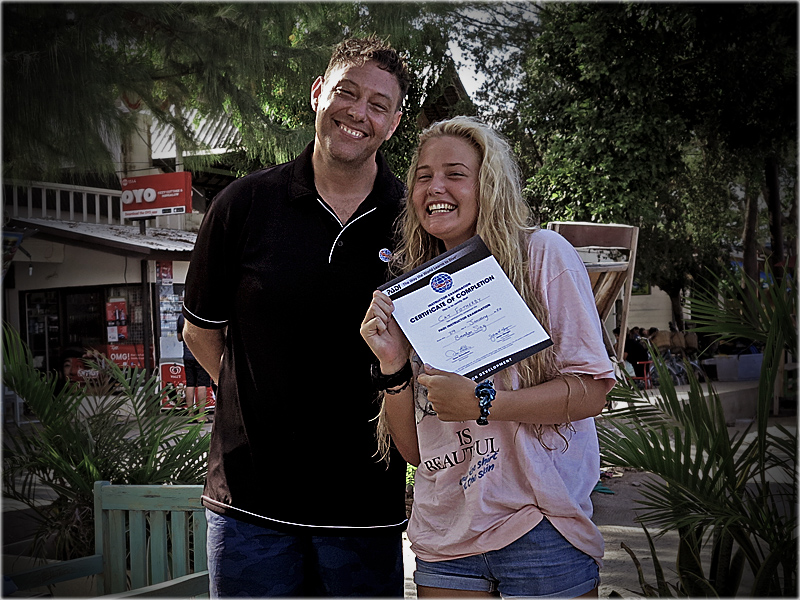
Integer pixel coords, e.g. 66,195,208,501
2,217,209,417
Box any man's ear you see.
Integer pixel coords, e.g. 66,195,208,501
384,111,403,142
310,76,324,111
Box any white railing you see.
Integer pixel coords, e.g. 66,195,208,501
2,180,192,230
3,180,123,225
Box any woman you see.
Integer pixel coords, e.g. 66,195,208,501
361,116,616,598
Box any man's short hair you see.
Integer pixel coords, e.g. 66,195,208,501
325,35,410,111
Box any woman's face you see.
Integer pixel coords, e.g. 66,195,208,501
411,135,481,251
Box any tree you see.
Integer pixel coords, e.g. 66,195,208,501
2,3,460,182
456,3,797,325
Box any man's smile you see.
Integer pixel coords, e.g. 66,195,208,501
337,122,367,138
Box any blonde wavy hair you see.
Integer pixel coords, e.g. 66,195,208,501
376,117,575,461
393,116,556,388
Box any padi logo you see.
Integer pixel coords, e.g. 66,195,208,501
379,248,392,263
430,272,453,293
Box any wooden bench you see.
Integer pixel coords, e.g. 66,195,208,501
4,481,208,597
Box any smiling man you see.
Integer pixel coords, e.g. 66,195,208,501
181,37,411,597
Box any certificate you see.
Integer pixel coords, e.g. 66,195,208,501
379,235,552,382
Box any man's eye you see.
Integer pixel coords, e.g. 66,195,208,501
372,103,388,112
336,88,354,97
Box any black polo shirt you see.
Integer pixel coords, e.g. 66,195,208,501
183,142,408,534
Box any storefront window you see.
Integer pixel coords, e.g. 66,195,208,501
21,283,152,377
24,290,60,373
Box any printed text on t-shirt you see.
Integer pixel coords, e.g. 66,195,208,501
421,427,500,489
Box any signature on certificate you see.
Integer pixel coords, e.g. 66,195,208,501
446,345,474,362
490,326,515,343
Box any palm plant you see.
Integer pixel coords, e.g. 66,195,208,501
598,264,797,597
2,323,210,560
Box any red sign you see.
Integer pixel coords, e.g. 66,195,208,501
158,361,217,411
105,299,129,343
120,172,192,219
64,357,100,384
104,344,152,368
156,261,173,284
161,361,185,388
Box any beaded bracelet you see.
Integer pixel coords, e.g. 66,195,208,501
475,380,496,426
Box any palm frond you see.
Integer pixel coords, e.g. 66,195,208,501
2,323,210,560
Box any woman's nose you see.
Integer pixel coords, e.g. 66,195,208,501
428,174,446,194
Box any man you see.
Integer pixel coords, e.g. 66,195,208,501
181,36,410,597
176,312,211,421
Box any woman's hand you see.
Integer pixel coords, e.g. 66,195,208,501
417,365,481,422
360,291,410,373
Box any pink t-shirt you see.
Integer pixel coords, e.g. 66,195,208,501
407,228,616,565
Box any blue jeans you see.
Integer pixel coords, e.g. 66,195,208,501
414,518,599,598
206,509,404,597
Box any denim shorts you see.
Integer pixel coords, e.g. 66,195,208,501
206,509,404,597
414,518,600,598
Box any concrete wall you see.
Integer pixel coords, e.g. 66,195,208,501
4,242,189,334
626,285,674,332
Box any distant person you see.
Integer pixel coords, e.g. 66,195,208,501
614,327,649,377
176,312,210,421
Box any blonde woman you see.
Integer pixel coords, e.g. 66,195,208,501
361,117,616,598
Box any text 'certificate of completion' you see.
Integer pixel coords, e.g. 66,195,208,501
379,235,553,382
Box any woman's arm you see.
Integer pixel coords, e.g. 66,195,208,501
381,384,420,466
361,291,420,466
417,366,612,425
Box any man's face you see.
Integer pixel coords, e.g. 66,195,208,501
311,61,403,166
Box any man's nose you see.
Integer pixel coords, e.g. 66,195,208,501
346,97,367,121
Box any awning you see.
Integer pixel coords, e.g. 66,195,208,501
7,217,196,261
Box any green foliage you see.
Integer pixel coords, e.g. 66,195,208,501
3,3,460,181
457,3,797,312
598,264,797,596
406,462,417,487
2,323,210,560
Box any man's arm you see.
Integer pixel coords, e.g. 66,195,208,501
182,321,226,383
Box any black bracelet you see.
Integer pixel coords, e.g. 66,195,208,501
371,360,412,391
385,378,411,395
475,380,496,426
